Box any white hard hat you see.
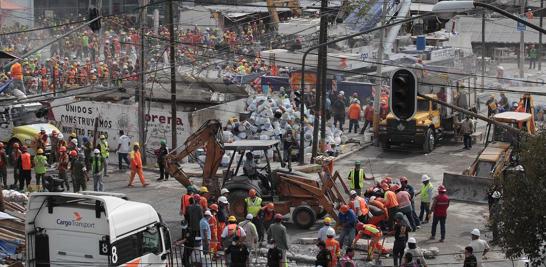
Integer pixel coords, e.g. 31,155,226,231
492,191,501,199
218,196,228,204
71,138,78,144
204,210,212,216
221,188,230,194
421,174,431,182
246,214,253,220
350,190,357,196
93,149,100,154
58,133,64,139
369,196,376,202
471,228,481,236
408,237,416,244
326,228,335,237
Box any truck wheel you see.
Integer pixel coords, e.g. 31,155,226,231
423,129,435,153
228,189,248,220
292,205,316,229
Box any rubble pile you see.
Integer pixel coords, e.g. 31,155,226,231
0,190,27,266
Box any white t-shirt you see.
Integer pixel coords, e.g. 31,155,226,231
469,238,490,267
118,135,131,153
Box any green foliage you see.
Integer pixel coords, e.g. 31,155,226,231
497,132,546,266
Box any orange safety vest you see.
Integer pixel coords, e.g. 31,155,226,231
325,237,340,267
350,196,369,216
384,191,399,209
10,63,23,80
199,196,208,210
21,152,32,170
226,223,242,237
181,194,192,214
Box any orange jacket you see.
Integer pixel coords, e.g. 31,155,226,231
199,196,208,210
348,103,361,120
131,150,142,169
325,237,341,267
180,194,192,214
21,152,32,170
370,199,388,218
383,191,399,208
10,63,23,80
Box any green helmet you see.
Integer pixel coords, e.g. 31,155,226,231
160,140,166,145
355,160,361,165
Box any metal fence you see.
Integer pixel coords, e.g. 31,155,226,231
172,242,227,267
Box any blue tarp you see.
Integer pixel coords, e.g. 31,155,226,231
0,79,12,94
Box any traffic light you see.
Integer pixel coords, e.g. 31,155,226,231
88,7,101,32
390,68,417,120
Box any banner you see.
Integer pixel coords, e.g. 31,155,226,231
289,71,317,91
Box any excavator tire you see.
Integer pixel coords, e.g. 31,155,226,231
228,189,248,220
292,205,316,229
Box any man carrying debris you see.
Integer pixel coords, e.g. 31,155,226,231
347,161,365,196
267,214,289,267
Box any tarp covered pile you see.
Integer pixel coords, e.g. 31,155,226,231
0,189,27,265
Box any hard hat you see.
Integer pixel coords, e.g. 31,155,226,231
70,132,77,138
356,222,364,231
133,142,140,147
218,196,228,204
94,149,100,154
160,140,166,145
438,185,447,192
355,160,361,165
59,146,67,152
52,129,58,134
37,148,44,154
340,205,349,213
399,176,408,183
12,143,19,148
390,184,401,192
326,228,335,237
200,186,208,193
408,237,416,244
491,191,501,199
209,204,219,211
246,214,253,220
266,202,274,209
69,150,78,157
228,216,237,223
21,146,28,152
349,190,357,196
193,194,201,201
274,213,283,220
40,127,45,132
82,136,89,142
384,177,393,184
324,217,332,224
100,135,106,139
421,175,431,182
204,210,212,217
249,188,257,197
471,229,481,236
71,138,78,145
380,183,389,190
369,196,376,202
58,133,64,139
221,188,230,194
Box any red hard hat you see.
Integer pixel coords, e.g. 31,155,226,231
356,222,364,231
193,194,201,201
399,176,408,183
384,177,393,184
59,146,67,152
380,182,390,190
266,202,274,209
274,213,283,220
438,185,447,192
249,188,257,197
340,205,349,213
209,204,218,212
69,150,78,157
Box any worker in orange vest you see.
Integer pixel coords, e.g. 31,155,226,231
368,196,389,226
199,186,210,210
128,142,149,187
381,182,399,230
325,228,340,267
349,190,369,223
180,187,195,218
9,61,26,94
18,146,32,190
208,203,220,256
353,223,388,261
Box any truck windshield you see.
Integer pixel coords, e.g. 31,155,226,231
417,100,429,112
11,106,47,126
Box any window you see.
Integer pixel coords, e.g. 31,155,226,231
475,161,495,177
110,225,163,266
417,100,429,112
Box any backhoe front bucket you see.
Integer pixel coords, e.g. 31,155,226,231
442,172,492,204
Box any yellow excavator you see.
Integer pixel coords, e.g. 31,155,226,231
165,119,349,228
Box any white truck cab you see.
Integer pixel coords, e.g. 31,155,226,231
25,192,172,266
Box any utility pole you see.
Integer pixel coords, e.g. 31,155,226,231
373,0,389,144
481,10,486,92
539,0,543,70
168,0,177,148
311,0,328,162
519,0,526,79
138,0,147,164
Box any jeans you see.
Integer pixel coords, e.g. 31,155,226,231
118,153,130,170
360,120,372,134
529,59,536,69
463,134,472,148
333,116,345,131
419,202,431,222
338,227,355,249
398,205,416,231
102,157,108,176
431,216,447,239
19,170,31,190
348,119,359,133
93,173,104,191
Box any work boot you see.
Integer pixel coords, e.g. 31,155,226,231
156,177,163,181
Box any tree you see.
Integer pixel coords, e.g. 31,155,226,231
496,132,546,266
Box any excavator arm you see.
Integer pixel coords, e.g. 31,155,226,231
165,119,225,196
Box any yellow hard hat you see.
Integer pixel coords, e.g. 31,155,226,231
70,132,77,138
200,186,208,193
133,142,140,147
324,217,332,224
37,148,44,154
228,216,237,223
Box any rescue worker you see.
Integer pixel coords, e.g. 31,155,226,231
11,143,21,188
156,140,169,181
217,196,230,245
239,214,259,264
57,146,70,191
244,188,263,241
393,184,416,231
180,187,195,219
368,196,388,226
325,228,340,267
406,238,428,267
208,204,220,256
347,161,365,195
222,216,247,265
36,127,48,151
349,189,369,223
339,248,356,267
258,202,276,242
400,176,420,229
116,130,131,171
382,183,399,230
33,149,48,187
71,151,88,193
82,136,93,171
468,229,490,267
49,130,60,163
18,146,32,190
91,149,104,191
338,204,357,249
315,240,332,267
0,142,6,187
267,214,289,267
317,217,335,242
430,184,450,242
416,175,433,224
198,186,209,210
353,223,385,261
128,142,149,187
391,212,411,266
200,210,212,253
464,246,478,267
189,194,204,237
98,135,109,177
221,188,230,198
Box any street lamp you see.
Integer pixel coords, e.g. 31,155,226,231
432,0,546,34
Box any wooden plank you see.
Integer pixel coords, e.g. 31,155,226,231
4,210,25,221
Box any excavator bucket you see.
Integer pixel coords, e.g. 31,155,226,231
442,172,492,203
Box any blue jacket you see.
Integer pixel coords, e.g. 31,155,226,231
339,209,357,228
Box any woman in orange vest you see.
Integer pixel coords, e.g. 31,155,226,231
128,143,149,187
18,146,32,191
